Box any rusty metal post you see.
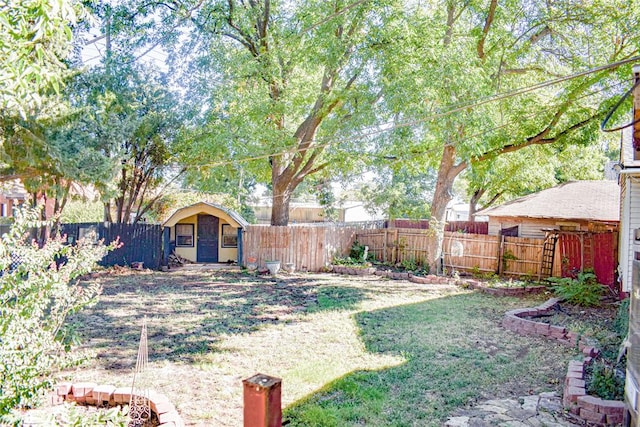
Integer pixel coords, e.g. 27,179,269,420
243,373,282,427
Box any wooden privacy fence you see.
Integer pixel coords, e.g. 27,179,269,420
355,228,560,278
443,232,558,278
242,225,359,271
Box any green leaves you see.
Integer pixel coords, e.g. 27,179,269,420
0,206,114,415
0,0,86,116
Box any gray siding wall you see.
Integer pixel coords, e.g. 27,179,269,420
621,176,640,292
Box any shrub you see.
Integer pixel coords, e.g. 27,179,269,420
587,361,625,401
547,271,605,307
0,207,115,417
614,298,630,338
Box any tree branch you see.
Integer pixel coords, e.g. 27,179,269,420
477,0,497,60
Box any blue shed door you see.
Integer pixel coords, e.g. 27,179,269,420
197,214,219,263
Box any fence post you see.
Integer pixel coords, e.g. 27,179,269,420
243,373,282,427
497,234,505,275
383,229,388,263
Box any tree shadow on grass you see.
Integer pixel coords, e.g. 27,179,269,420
68,271,369,368
283,292,578,427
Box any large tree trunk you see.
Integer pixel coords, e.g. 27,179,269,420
427,145,465,274
468,189,485,221
271,186,291,225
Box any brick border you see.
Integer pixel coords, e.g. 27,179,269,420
502,298,625,426
330,266,551,293
53,382,184,427
464,279,547,297
331,265,456,284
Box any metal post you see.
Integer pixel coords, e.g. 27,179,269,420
243,373,282,427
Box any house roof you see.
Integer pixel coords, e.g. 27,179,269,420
476,181,620,222
163,201,249,228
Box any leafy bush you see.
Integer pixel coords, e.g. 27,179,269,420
547,271,605,307
5,403,129,426
0,207,115,417
349,240,370,262
614,298,630,338
587,361,625,401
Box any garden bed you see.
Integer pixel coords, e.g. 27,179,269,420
502,298,626,426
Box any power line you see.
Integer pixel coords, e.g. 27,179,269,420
184,64,634,169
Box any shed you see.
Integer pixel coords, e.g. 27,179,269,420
476,181,619,239
163,202,248,264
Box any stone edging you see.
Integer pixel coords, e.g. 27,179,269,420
502,298,625,426
330,265,454,284
464,279,547,297
53,382,184,427
331,266,548,294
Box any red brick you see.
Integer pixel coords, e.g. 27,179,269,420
567,332,579,345
569,404,580,415
56,383,72,397
596,399,625,415
158,411,181,425
577,395,601,412
534,322,550,335
71,382,97,398
113,387,132,404
582,346,599,357
566,371,583,381
92,385,116,404
49,394,65,405
579,408,606,423
606,412,624,424
566,378,586,388
549,325,567,338
566,386,586,402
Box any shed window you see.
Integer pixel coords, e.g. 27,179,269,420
176,224,194,247
221,224,237,248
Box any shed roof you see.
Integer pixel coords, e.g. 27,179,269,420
476,181,620,222
163,202,249,228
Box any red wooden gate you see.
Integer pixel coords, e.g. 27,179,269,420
558,232,617,288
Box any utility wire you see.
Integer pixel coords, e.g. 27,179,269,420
184,65,633,169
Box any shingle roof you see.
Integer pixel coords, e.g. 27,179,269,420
476,181,620,222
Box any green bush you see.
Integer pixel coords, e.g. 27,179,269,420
547,271,604,307
587,361,625,401
614,298,630,338
0,207,115,417
4,403,129,426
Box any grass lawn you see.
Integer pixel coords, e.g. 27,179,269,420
63,268,579,426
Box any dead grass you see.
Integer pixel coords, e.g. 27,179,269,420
62,269,460,425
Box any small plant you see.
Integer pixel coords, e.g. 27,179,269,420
587,361,625,401
614,298,630,338
547,270,604,307
502,250,518,272
400,258,418,271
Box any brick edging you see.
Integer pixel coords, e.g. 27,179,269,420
330,265,454,284
502,298,625,426
464,279,547,297
53,382,184,427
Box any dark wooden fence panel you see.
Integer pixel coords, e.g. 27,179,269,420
558,231,617,288
61,223,164,270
